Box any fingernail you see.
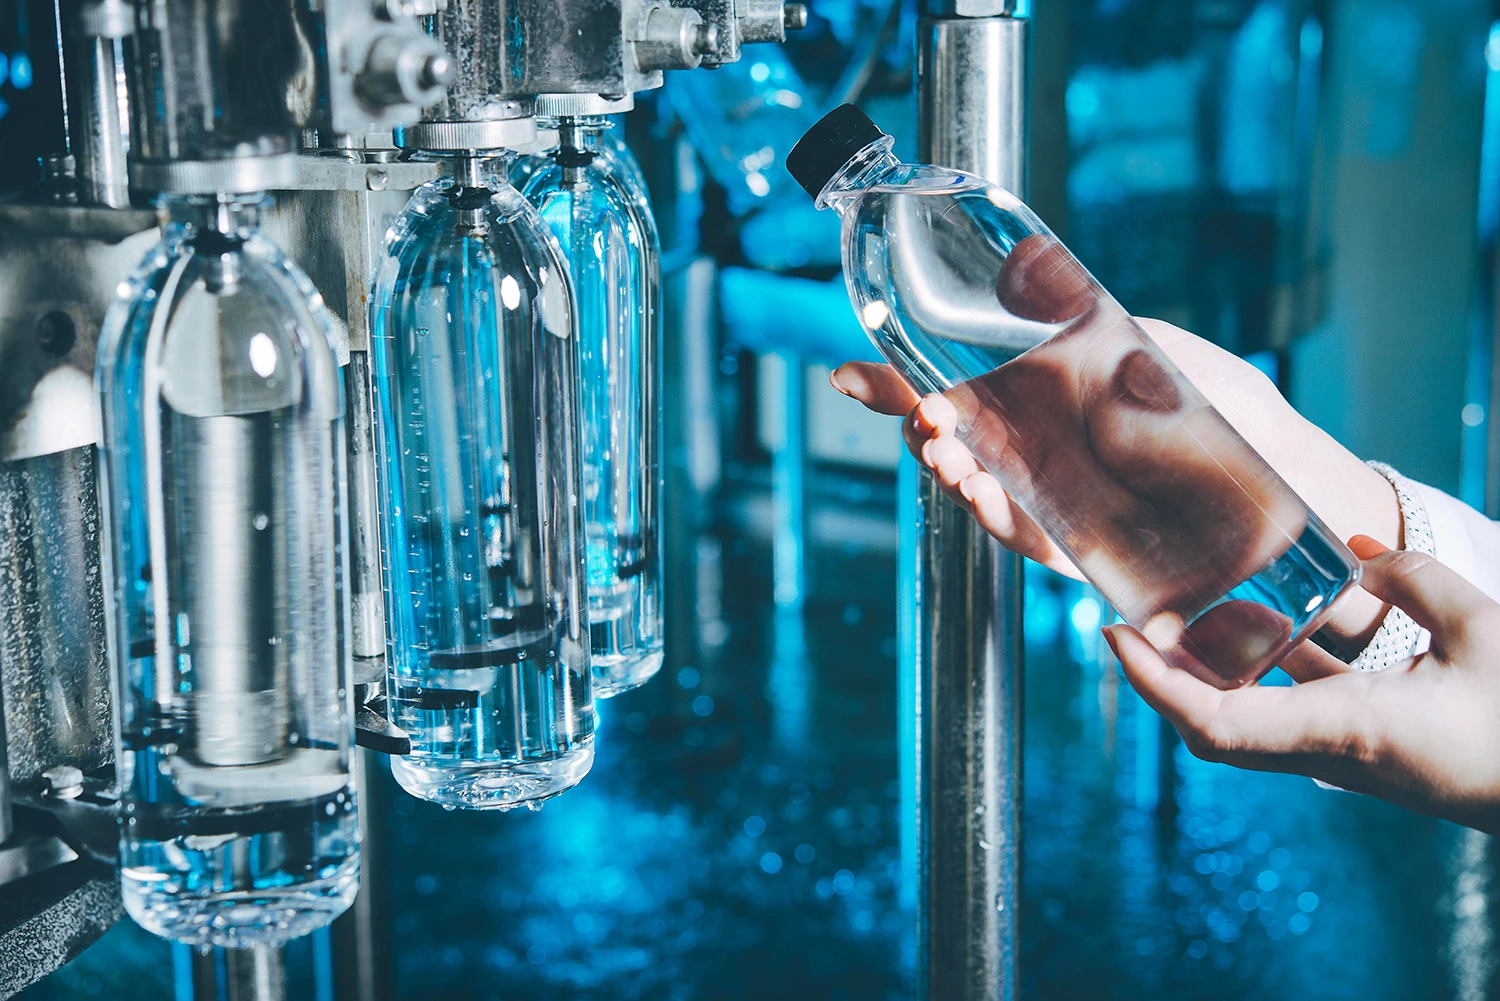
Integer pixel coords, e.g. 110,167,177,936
1102,625,1121,659
1348,534,1391,560
958,475,978,503
913,399,936,433
829,368,857,398
920,439,939,468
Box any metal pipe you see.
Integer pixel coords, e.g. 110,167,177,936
914,13,1027,1001
63,1,132,207
344,355,388,671
332,749,392,1001
190,945,286,1001
0,672,11,846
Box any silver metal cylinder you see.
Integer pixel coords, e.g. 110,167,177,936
419,0,528,127
0,675,10,846
64,26,131,208
0,447,113,787
191,943,287,1001
165,414,290,767
914,13,1027,1001
918,17,1027,194
343,354,387,670
128,0,313,191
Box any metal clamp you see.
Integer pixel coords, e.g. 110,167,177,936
397,113,539,153
130,154,300,196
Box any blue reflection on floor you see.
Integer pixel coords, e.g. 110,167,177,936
380,525,912,1000
21,491,1499,1000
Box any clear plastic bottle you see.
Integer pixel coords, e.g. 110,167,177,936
96,194,358,947
787,106,1360,689
517,118,664,698
369,156,594,808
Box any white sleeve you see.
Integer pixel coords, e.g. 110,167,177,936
1348,463,1500,671
1411,479,1500,604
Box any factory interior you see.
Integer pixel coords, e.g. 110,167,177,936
4,0,1500,998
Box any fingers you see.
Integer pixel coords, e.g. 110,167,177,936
901,394,960,458
918,435,980,492
1278,638,1357,683
1348,535,1499,645
830,362,919,417
996,234,1099,323
1107,624,1381,769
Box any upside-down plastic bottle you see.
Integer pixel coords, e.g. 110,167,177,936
517,116,664,697
369,156,594,809
97,193,358,947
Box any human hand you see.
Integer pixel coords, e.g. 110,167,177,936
831,240,1399,652
1108,535,1500,835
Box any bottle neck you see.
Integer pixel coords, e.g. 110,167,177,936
539,115,610,147
439,153,511,190
160,193,265,239
817,137,901,213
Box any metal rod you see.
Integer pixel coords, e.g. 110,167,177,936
914,13,1027,1001
0,671,11,846
333,749,394,1001
190,945,286,1001
67,35,131,207
343,354,388,670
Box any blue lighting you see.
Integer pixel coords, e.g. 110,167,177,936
0,52,8,87
10,52,32,90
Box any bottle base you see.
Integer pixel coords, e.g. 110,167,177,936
593,650,665,698
121,857,358,948
390,744,594,810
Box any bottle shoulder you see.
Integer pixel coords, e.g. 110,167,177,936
100,233,344,419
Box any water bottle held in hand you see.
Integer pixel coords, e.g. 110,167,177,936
786,105,1360,689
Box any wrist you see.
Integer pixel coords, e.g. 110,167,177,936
1318,463,1404,653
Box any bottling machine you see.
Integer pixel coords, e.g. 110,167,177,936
0,0,1028,995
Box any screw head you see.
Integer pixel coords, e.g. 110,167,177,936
42,765,85,799
419,53,455,90
693,22,721,56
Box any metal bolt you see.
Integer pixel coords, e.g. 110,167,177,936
367,169,390,192
783,4,808,30
419,53,455,91
693,22,721,56
42,766,85,800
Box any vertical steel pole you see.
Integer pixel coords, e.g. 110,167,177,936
914,9,1027,1001
61,0,132,208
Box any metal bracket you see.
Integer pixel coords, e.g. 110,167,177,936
355,698,412,756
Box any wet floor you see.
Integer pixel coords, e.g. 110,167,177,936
19,486,1500,1000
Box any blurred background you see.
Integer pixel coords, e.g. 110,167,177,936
9,0,1500,997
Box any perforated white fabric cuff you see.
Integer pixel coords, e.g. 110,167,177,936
1346,461,1434,672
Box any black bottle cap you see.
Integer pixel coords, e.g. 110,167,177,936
786,104,887,200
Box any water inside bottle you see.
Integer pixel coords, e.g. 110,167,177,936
850,179,1358,687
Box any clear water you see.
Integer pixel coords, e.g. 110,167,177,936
370,169,595,808
119,788,359,949
834,155,1359,687
518,124,665,698
95,197,358,945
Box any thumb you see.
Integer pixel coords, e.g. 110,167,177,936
1107,624,1380,767
1350,536,1498,651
